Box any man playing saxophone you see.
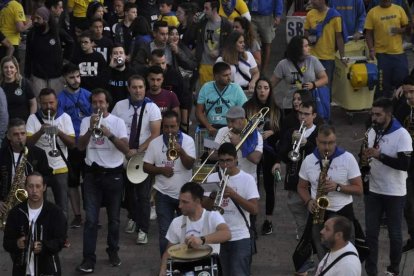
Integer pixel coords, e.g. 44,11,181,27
0,118,52,222
26,88,76,219
297,125,363,261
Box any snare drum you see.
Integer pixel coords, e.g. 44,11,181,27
166,254,219,276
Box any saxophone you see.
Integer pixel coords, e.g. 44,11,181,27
0,145,29,230
313,152,330,225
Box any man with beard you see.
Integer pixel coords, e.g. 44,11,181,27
145,65,180,116
24,6,74,97
363,98,412,276
108,44,136,109
58,63,93,228
314,216,361,276
26,88,76,219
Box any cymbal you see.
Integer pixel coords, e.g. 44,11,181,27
168,244,212,260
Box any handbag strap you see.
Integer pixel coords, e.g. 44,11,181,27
319,251,358,276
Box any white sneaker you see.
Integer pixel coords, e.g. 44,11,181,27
125,219,136,234
150,206,157,220
136,229,148,244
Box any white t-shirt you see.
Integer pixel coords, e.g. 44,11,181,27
143,133,196,199
367,124,412,196
112,99,161,147
80,113,128,168
214,127,263,180
299,151,360,212
207,170,259,241
315,242,361,276
26,203,43,276
166,209,226,254
26,113,75,172
216,52,258,88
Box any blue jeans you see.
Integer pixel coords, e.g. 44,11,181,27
220,238,252,276
365,192,406,275
319,59,335,93
376,53,408,98
155,191,180,256
82,172,123,264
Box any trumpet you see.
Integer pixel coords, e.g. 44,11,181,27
47,109,60,157
92,109,104,139
288,121,306,162
167,133,178,161
212,168,229,215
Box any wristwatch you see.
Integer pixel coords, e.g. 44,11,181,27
200,236,206,245
336,184,342,192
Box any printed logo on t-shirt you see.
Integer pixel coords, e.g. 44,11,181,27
93,136,105,145
49,39,56,46
162,159,174,168
14,88,23,96
95,47,108,61
79,62,98,77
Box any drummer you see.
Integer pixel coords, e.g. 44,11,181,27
159,182,231,276
112,74,162,244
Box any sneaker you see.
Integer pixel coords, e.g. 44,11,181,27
136,229,148,244
150,206,157,220
70,215,82,228
402,239,414,252
76,260,94,273
107,251,121,267
261,220,273,235
124,219,136,233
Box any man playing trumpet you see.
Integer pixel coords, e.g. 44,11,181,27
26,88,75,219
297,125,363,261
143,110,195,256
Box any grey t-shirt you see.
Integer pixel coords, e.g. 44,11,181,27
201,19,222,65
273,55,325,109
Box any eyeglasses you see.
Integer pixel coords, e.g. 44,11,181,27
218,158,234,164
80,41,90,44
298,111,312,116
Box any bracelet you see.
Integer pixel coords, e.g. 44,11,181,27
87,127,93,133
108,134,115,141
312,81,316,89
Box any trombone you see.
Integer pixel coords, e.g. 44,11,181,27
47,109,60,157
92,109,104,139
212,168,229,214
288,121,306,162
191,107,269,183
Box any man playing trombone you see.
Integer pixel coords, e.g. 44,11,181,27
143,110,195,257
26,88,75,219
3,172,67,276
204,142,259,276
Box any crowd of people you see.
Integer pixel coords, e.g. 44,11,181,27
0,0,414,275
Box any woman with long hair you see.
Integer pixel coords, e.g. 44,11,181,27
0,56,37,121
243,77,283,235
217,31,260,96
176,2,198,50
271,35,328,113
233,16,261,67
86,1,111,37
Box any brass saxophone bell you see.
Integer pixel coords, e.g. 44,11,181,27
15,189,28,202
316,196,329,209
167,133,179,161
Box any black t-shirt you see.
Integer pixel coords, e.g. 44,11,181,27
1,79,35,121
108,66,136,110
72,51,109,92
94,36,114,63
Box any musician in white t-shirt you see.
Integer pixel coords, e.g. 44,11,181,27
26,88,75,218
112,74,161,244
143,110,196,256
297,124,363,261
76,88,129,273
159,182,231,276
204,142,259,276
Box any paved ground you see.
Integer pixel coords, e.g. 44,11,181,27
0,20,413,276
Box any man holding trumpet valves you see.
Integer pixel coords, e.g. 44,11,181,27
3,172,67,276
26,88,75,219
